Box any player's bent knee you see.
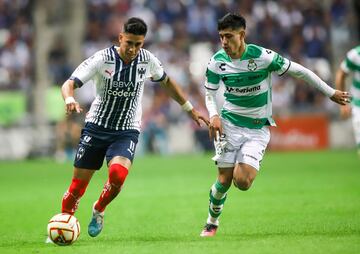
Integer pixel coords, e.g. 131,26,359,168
217,175,233,187
109,163,129,186
233,177,253,191
218,180,232,189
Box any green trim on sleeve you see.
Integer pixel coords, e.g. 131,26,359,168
353,79,360,89
268,53,285,72
206,68,221,84
353,98,360,107
346,57,360,71
355,46,360,55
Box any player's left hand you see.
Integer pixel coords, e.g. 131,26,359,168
188,109,210,127
65,97,83,115
330,90,351,105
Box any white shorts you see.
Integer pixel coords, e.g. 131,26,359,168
213,118,270,171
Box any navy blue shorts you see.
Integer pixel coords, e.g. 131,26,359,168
74,122,139,170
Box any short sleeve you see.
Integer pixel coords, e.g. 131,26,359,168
70,52,102,88
205,57,221,90
341,47,360,74
265,49,291,75
148,52,166,82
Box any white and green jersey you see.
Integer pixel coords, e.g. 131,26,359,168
340,45,360,108
205,44,291,129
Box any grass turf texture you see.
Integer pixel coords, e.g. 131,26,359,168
0,150,359,254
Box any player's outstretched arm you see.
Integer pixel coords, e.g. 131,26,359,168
160,76,209,127
286,61,351,105
61,79,83,115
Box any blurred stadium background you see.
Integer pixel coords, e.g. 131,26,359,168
0,0,359,160
1,1,359,253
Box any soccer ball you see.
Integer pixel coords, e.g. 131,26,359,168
47,213,80,246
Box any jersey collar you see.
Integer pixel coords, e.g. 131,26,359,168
112,45,139,65
240,43,248,61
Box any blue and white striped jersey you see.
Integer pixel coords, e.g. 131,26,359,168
70,46,166,131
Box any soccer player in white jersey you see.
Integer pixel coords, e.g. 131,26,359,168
200,13,351,237
336,45,360,156
59,17,209,238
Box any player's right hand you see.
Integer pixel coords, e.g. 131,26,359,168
65,97,83,115
209,115,222,140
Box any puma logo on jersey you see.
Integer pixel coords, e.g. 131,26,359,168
105,69,114,76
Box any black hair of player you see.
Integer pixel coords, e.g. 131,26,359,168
218,13,246,31
123,17,147,36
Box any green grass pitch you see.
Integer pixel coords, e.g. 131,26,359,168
0,150,359,254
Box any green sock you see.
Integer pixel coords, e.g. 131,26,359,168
207,180,230,226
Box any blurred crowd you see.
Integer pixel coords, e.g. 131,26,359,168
0,0,31,91
0,0,359,157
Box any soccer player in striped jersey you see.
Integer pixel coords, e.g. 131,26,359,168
336,45,360,156
200,13,351,237
59,17,209,238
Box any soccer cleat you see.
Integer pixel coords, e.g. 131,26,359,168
88,202,105,237
200,223,218,237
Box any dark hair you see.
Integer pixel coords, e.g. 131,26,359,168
123,17,147,36
218,13,246,31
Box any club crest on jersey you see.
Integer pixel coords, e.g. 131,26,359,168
138,67,146,78
247,59,257,71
